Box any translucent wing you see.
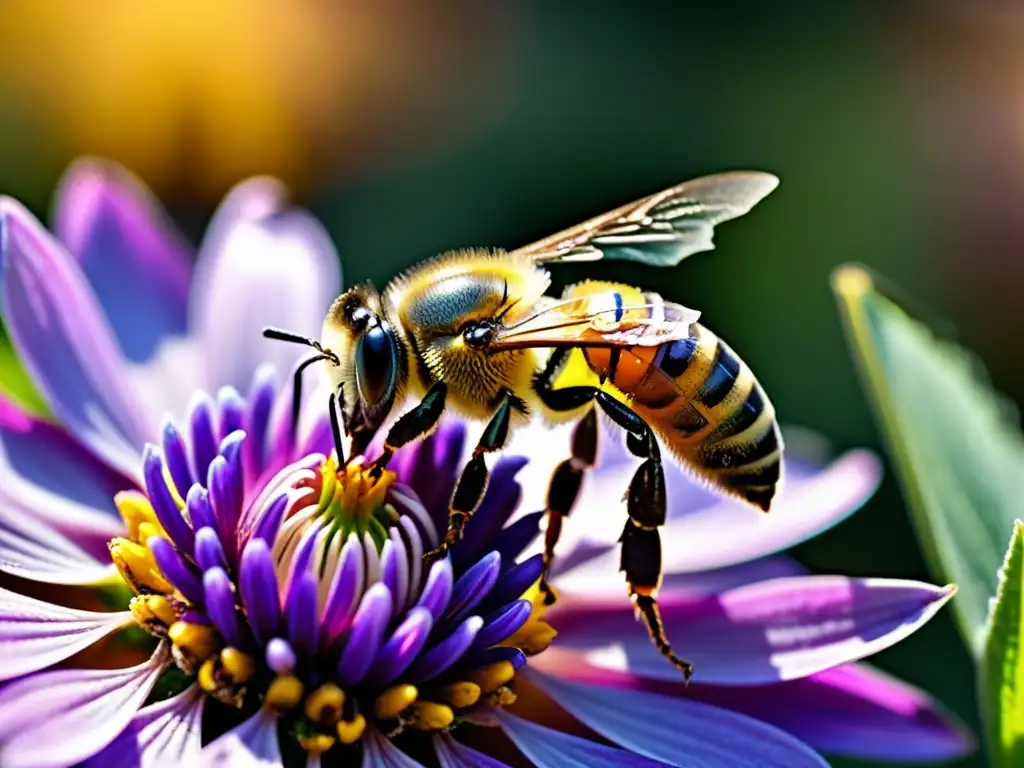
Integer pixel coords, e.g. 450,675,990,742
488,291,700,351
511,171,778,267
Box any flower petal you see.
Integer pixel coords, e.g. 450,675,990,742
433,735,512,768
493,709,674,768
201,709,282,768
0,646,167,768
526,669,827,768
52,158,192,364
82,685,205,768
0,587,132,680
549,576,955,685
190,178,342,394
689,663,976,763
361,730,427,767
0,199,153,480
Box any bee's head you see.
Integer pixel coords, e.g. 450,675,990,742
322,284,402,429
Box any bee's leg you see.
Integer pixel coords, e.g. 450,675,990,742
425,391,519,562
537,408,598,606
368,382,448,477
596,392,692,685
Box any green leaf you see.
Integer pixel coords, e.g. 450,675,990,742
0,325,49,417
981,521,1024,767
833,265,1023,655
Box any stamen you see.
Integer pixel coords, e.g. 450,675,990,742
409,701,454,731
437,682,481,709
305,684,345,726
336,715,367,745
168,620,218,664
220,647,255,683
265,675,304,713
114,491,165,542
298,734,336,754
468,661,515,694
374,684,418,720
109,537,171,593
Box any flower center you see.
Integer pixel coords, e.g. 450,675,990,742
104,392,555,757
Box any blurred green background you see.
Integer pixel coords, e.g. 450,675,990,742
4,2,1021,765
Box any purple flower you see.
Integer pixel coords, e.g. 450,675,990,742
0,160,974,767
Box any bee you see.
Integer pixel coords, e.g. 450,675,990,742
265,171,782,682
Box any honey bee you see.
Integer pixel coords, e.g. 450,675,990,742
265,171,782,682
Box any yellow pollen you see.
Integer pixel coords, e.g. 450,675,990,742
168,621,218,660
138,594,178,626
374,684,418,720
137,521,167,544
491,687,517,707
220,648,255,684
198,658,218,693
504,579,558,654
265,675,304,712
321,455,396,521
438,682,481,709
336,714,367,745
305,684,345,726
109,537,171,593
468,661,515,694
299,734,336,754
114,491,165,543
409,701,454,731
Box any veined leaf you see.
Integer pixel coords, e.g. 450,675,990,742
981,521,1024,767
833,265,1023,655
0,325,49,416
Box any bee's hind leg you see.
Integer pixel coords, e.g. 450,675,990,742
425,390,524,563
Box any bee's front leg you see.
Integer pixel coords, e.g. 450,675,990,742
424,390,520,563
368,382,448,477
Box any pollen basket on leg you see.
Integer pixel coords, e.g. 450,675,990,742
103,384,543,757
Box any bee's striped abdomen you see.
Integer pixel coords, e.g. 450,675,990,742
568,281,782,512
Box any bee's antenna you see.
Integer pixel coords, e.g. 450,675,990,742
263,327,319,348
264,326,341,445
328,388,347,464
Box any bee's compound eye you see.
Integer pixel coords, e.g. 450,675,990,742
355,325,398,408
462,321,495,350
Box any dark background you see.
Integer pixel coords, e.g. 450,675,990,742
5,3,1021,765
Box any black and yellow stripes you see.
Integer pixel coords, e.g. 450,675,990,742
559,280,782,512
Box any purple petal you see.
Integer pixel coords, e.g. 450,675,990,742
249,494,289,548
367,607,434,686
208,455,242,564
494,710,676,768
148,536,204,604
0,499,115,584
286,572,321,662
161,418,196,500
0,648,167,768
362,731,427,768
472,600,532,649
0,198,152,480
407,616,484,683
185,485,216,534
394,421,466,523
658,449,882,573
551,576,955,685
187,392,219,483
217,387,246,443
689,663,976,763
0,393,130,534
244,365,276,482
82,685,204,768
143,445,195,555
0,588,131,681
204,567,247,649
487,554,544,607
53,158,192,364
462,646,526,671
415,559,454,622
200,709,282,768
320,534,364,648
194,527,228,573
444,551,501,625
491,511,542,568
190,179,342,394
526,669,828,768
336,583,392,687
433,735,512,768
239,539,281,646
380,536,409,621
398,516,424,611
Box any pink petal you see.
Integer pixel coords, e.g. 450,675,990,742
83,686,205,768
190,178,342,394
547,575,955,685
0,587,131,680
52,158,193,365
0,646,168,768
0,198,152,481
200,710,282,768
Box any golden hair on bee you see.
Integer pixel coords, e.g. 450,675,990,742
263,170,782,686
